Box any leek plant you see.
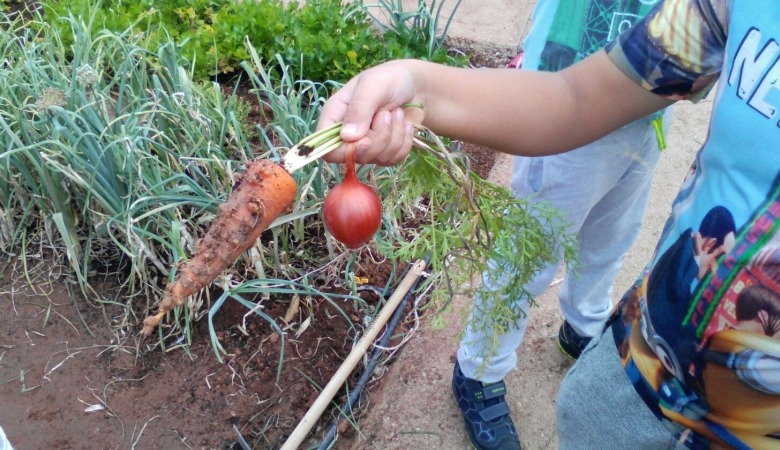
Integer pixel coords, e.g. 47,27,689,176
0,11,353,351
362,0,464,61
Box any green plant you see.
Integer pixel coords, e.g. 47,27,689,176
363,0,464,61
209,0,462,79
381,138,577,329
0,11,272,337
39,0,464,83
0,8,389,356
284,123,578,351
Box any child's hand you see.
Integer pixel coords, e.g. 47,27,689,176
317,61,425,166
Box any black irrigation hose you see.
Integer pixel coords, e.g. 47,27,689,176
233,257,430,450
316,255,430,450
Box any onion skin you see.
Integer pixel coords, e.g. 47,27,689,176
322,146,382,249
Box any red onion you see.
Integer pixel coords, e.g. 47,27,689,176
322,146,382,249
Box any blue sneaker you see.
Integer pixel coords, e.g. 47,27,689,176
451,361,522,450
557,320,592,360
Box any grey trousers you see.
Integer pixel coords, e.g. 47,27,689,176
458,114,668,383
556,324,689,450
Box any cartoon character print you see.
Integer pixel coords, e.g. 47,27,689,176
615,200,780,448
642,206,736,384
605,0,780,447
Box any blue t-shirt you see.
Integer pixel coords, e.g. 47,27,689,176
608,1,780,448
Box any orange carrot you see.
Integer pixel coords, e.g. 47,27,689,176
142,159,297,337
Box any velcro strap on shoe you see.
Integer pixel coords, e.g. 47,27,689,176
478,402,511,422
481,381,506,400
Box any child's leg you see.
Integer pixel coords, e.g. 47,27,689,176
559,115,667,337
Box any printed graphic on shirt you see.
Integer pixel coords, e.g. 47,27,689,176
614,189,780,449
606,0,727,99
729,27,780,124
607,1,780,449
539,0,662,71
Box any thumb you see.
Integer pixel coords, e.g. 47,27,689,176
337,73,394,142
317,75,377,140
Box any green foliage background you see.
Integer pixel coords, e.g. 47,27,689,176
42,0,460,82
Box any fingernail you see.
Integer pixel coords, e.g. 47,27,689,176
357,142,370,154
383,111,392,124
342,123,358,136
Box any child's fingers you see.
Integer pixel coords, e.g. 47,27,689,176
369,108,412,166
324,108,411,165
319,62,419,165
319,75,390,164
342,108,410,166
339,72,398,141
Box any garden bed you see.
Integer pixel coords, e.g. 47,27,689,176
0,128,499,450
0,2,536,448
0,105,500,450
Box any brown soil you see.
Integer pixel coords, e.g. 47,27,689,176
1,258,406,450
0,4,508,449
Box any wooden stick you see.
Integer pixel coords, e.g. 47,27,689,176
280,259,428,450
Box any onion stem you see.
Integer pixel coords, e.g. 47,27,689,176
285,122,452,172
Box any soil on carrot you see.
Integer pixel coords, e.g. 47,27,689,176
0,3,507,447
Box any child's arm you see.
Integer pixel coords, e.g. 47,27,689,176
319,51,673,165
